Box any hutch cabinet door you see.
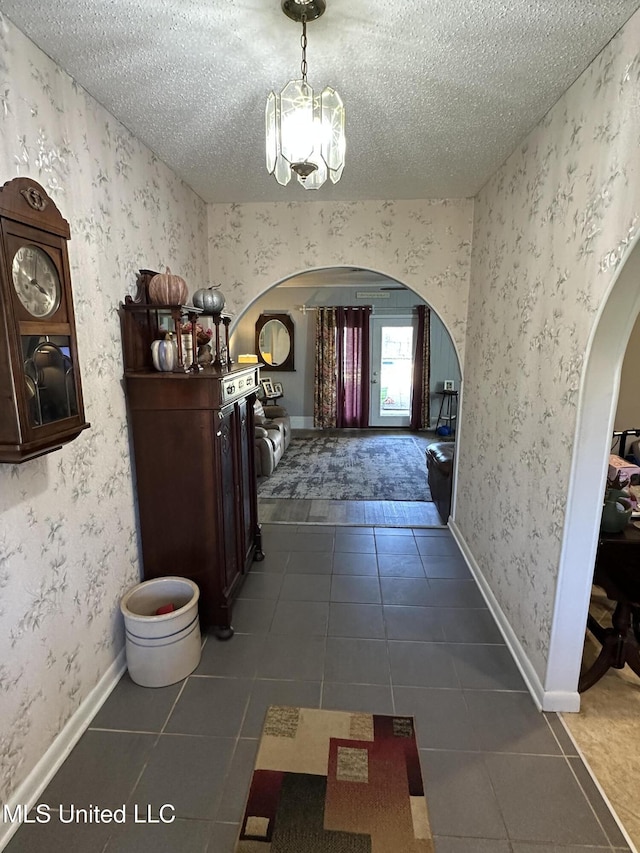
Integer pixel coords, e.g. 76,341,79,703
215,402,241,593
128,406,220,616
236,397,258,569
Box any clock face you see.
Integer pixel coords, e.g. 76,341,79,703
11,245,62,318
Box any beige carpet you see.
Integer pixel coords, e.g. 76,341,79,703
235,706,433,852
562,588,640,850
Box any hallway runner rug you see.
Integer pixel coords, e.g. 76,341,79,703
257,432,431,501
235,705,433,853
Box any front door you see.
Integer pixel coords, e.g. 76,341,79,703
369,316,416,427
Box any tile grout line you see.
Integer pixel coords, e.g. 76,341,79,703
22,521,619,852
254,525,625,849
558,713,638,853
562,752,624,853
120,668,194,804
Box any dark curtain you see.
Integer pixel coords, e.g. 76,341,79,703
314,305,371,429
336,306,371,428
314,307,338,428
410,304,431,430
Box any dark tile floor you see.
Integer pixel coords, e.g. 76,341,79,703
6,524,631,852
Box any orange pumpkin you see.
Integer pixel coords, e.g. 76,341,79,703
148,267,188,305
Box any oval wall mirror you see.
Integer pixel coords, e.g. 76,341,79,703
255,313,294,371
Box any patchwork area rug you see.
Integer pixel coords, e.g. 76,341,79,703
236,705,433,853
257,433,431,501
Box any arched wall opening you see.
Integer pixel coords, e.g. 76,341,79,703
231,264,463,501
231,264,463,369
546,234,640,708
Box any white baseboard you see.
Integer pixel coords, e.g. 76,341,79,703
448,520,580,713
0,649,126,851
290,416,315,429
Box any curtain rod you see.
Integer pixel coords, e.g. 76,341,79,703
298,305,377,314
298,304,425,315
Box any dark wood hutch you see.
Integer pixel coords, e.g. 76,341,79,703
119,270,263,638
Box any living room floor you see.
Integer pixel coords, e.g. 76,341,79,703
6,524,631,853
257,427,447,524
258,497,442,525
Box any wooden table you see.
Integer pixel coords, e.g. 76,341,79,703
579,523,640,692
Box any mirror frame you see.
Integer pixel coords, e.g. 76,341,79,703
255,313,295,372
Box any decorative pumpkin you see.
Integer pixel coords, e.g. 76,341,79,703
151,333,178,372
148,267,188,305
192,284,226,315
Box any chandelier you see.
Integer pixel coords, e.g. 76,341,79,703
266,0,345,190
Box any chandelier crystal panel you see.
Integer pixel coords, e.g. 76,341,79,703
266,0,345,190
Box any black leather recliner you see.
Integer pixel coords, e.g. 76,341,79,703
426,442,455,524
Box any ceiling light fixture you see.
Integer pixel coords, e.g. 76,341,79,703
266,0,345,190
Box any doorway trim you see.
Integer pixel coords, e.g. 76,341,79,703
545,234,640,710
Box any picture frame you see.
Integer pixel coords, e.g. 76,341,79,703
443,379,455,392
261,380,275,397
273,382,283,396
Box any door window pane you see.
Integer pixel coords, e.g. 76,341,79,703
378,326,413,418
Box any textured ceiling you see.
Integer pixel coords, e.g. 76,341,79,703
1,0,639,204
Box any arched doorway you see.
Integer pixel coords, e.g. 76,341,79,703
545,235,640,707
231,265,463,526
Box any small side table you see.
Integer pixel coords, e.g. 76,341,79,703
435,390,458,433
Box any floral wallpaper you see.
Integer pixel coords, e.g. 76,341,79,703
457,9,640,680
0,16,208,805
208,10,640,691
208,198,474,364
2,0,637,815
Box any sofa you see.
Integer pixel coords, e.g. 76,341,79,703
254,401,291,477
426,441,455,523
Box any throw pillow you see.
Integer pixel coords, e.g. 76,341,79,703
254,399,265,424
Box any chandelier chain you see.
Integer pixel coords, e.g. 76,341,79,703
300,15,308,82
266,1,345,189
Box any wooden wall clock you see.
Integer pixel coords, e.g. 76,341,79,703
0,177,90,463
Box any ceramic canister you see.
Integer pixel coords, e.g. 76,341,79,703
600,489,633,533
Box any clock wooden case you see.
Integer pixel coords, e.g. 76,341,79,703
0,177,89,463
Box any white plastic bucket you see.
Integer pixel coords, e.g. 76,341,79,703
120,577,201,688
